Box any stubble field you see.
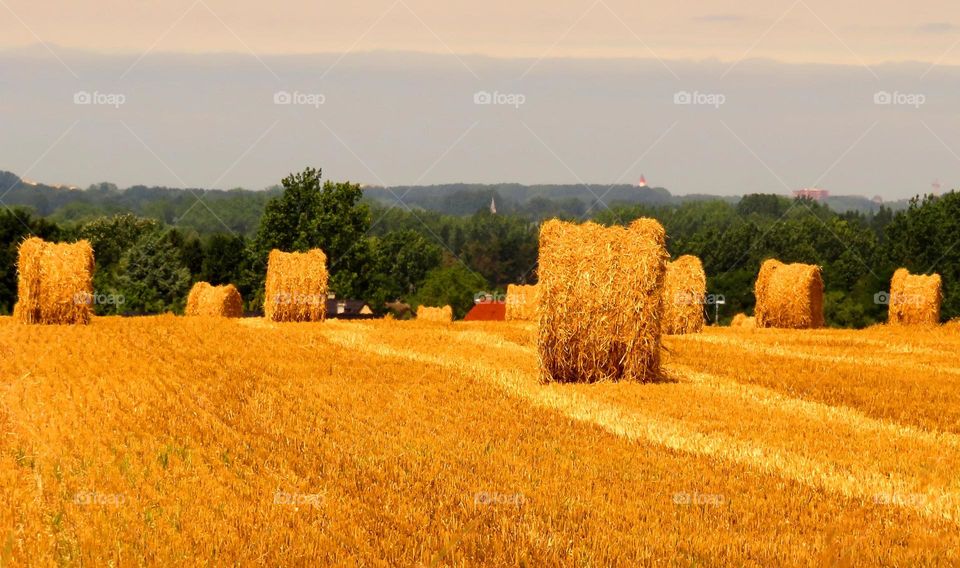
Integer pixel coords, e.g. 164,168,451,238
1,316,959,565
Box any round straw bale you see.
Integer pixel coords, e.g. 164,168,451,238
754,259,824,329
537,218,668,384
14,237,95,325
505,284,538,321
416,305,453,322
730,313,756,328
663,255,707,335
185,282,243,318
888,268,941,326
263,249,328,322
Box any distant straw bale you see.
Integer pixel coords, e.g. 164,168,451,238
14,237,95,325
263,249,328,322
888,268,941,326
505,284,538,321
663,255,706,335
185,282,243,318
754,259,824,329
730,313,756,328
417,305,453,322
537,218,668,384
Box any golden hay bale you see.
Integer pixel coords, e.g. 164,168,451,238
730,313,756,328
185,282,243,318
417,305,453,323
263,249,328,322
505,284,538,321
14,237,95,325
888,268,941,326
662,255,706,335
754,259,824,329
537,218,668,384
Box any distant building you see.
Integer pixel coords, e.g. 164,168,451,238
325,295,376,319
464,302,505,321
793,188,830,201
490,196,497,214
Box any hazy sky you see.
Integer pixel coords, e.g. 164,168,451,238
3,0,960,65
1,1,959,198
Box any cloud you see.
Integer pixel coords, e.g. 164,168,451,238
916,22,956,34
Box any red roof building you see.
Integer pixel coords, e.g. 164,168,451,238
463,302,506,321
793,188,830,201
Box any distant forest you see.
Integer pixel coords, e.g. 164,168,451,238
0,171,906,236
0,169,949,328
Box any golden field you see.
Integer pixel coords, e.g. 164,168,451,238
2,317,960,565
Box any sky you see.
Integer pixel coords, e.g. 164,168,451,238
3,0,960,65
1,0,959,198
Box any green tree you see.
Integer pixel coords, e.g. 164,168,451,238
367,230,442,310
412,262,488,319
255,167,372,298
884,192,960,320
112,232,191,314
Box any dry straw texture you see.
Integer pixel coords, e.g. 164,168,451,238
731,313,756,328
663,255,707,335
14,237,95,325
505,284,538,321
417,305,453,323
888,268,941,326
263,249,328,322
537,218,668,384
185,282,243,318
754,259,825,329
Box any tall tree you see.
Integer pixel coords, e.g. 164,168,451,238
112,231,191,314
255,168,372,298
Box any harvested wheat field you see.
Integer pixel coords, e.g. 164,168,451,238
2,317,960,564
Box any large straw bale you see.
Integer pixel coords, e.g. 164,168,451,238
730,313,756,328
417,305,453,322
754,259,824,329
663,255,706,335
263,249,328,322
505,284,538,321
537,218,668,384
888,268,941,326
185,282,243,318
14,237,95,325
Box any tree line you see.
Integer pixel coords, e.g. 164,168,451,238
0,167,956,326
